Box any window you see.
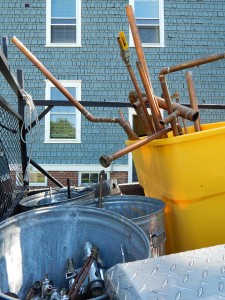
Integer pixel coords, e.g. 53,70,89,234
28,165,47,186
45,80,81,143
129,0,164,47
79,172,108,186
46,0,81,47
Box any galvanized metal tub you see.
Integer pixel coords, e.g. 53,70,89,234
74,195,166,257
0,206,150,299
18,186,95,211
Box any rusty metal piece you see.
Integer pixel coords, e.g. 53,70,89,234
159,52,225,76
25,281,41,300
69,246,99,300
67,178,71,199
186,71,201,131
99,127,172,168
159,75,179,136
125,5,162,120
117,37,155,135
129,91,155,134
160,110,180,126
126,6,154,99
172,92,189,134
99,170,105,208
137,61,165,133
133,95,199,123
11,36,138,140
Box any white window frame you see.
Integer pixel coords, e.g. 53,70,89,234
46,0,82,47
129,0,164,47
44,80,81,143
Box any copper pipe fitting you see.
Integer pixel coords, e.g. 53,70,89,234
186,71,201,131
99,127,172,168
11,36,138,140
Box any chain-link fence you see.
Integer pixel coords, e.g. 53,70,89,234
0,96,25,220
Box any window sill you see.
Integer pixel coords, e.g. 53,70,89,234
44,140,81,144
129,43,165,48
45,43,82,48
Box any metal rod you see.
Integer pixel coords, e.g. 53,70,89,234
125,5,161,117
159,52,225,75
159,75,179,136
29,158,64,188
67,179,71,199
136,61,165,133
129,91,155,134
11,36,138,140
133,95,199,123
160,110,180,126
117,35,155,135
186,71,201,131
98,170,105,208
99,127,172,168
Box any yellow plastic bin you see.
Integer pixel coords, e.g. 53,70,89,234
126,122,225,254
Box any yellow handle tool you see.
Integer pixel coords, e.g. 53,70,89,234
118,31,129,51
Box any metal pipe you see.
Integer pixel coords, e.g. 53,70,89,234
11,36,138,140
129,91,155,134
159,75,179,136
133,95,199,123
29,158,64,188
160,110,180,126
159,52,225,75
117,35,155,135
186,71,201,131
99,127,172,168
98,170,105,208
67,179,71,199
136,61,165,133
125,5,162,119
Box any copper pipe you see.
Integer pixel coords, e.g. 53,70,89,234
129,91,155,134
117,37,154,135
186,71,201,131
133,95,199,123
137,61,165,132
160,110,180,126
173,92,188,135
125,5,161,116
159,75,179,136
159,52,225,75
11,36,138,140
99,127,172,168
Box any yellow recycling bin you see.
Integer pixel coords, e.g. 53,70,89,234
126,122,225,254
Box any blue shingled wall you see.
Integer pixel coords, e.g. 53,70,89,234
0,0,225,166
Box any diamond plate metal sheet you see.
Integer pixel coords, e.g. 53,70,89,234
105,244,225,299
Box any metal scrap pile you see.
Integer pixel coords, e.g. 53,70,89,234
24,242,108,300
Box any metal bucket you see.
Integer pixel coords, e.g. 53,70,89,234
18,186,95,211
0,206,150,299
74,195,166,257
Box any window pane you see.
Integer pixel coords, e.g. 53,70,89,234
51,87,76,113
50,115,76,139
30,172,45,184
139,26,160,43
90,173,99,183
135,0,159,19
81,173,90,184
52,0,76,18
51,25,76,43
